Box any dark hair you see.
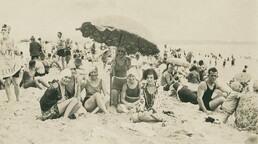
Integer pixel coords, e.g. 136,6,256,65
58,32,62,35
208,67,218,75
47,53,51,57
193,60,197,64
29,60,36,68
198,60,204,66
162,63,174,74
189,65,197,72
142,68,158,80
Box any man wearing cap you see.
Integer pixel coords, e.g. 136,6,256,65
29,36,42,60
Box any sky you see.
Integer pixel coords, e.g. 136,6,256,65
0,0,257,44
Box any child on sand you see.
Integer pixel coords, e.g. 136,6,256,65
222,81,243,123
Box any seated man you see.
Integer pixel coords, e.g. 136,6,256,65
20,60,49,90
197,67,230,114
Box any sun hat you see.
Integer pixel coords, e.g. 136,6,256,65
127,67,140,80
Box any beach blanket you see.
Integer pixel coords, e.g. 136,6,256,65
235,93,258,133
0,53,21,79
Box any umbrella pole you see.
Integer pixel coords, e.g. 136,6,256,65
109,73,112,106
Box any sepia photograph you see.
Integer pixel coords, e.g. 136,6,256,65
0,0,257,143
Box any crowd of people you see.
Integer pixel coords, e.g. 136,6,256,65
1,24,257,134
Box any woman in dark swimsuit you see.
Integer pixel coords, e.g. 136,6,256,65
120,68,142,110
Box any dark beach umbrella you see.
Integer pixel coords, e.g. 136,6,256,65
76,22,159,56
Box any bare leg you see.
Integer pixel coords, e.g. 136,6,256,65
61,57,66,70
111,89,120,107
222,113,230,124
209,96,226,111
12,77,20,101
63,98,80,118
4,78,11,102
57,98,74,115
94,93,109,114
84,93,109,114
38,79,50,88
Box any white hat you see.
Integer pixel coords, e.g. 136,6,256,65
127,67,140,80
59,69,72,80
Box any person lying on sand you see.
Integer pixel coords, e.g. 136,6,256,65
172,82,198,105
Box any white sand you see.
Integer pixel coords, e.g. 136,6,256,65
1,49,257,144
0,81,255,144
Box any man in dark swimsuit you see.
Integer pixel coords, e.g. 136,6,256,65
197,67,230,114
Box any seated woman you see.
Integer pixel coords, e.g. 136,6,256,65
130,68,163,122
141,68,159,110
160,63,177,91
20,60,49,90
120,68,142,111
39,69,81,121
81,66,109,114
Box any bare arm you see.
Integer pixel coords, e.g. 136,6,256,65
101,79,108,97
74,76,81,100
197,81,209,112
165,72,174,85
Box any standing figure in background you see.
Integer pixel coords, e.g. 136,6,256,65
29,36,42,60
56,32,66,70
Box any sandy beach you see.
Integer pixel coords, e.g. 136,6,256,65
0,59,257,144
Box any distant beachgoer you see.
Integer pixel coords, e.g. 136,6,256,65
56,32,66,69
39,53,50,75
0,24,21,102
64,38,72,65
243,65,248,73
160,63,177,91
231,58,235,66
223,59,226,67
19,60,49,90
29,36,42,60
172,82,198,104
81,66,109,114
197,67,230,114
39,69,81,121
110,47,131,107
221,81,243,123
197,60,206,81
187,65,200,84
